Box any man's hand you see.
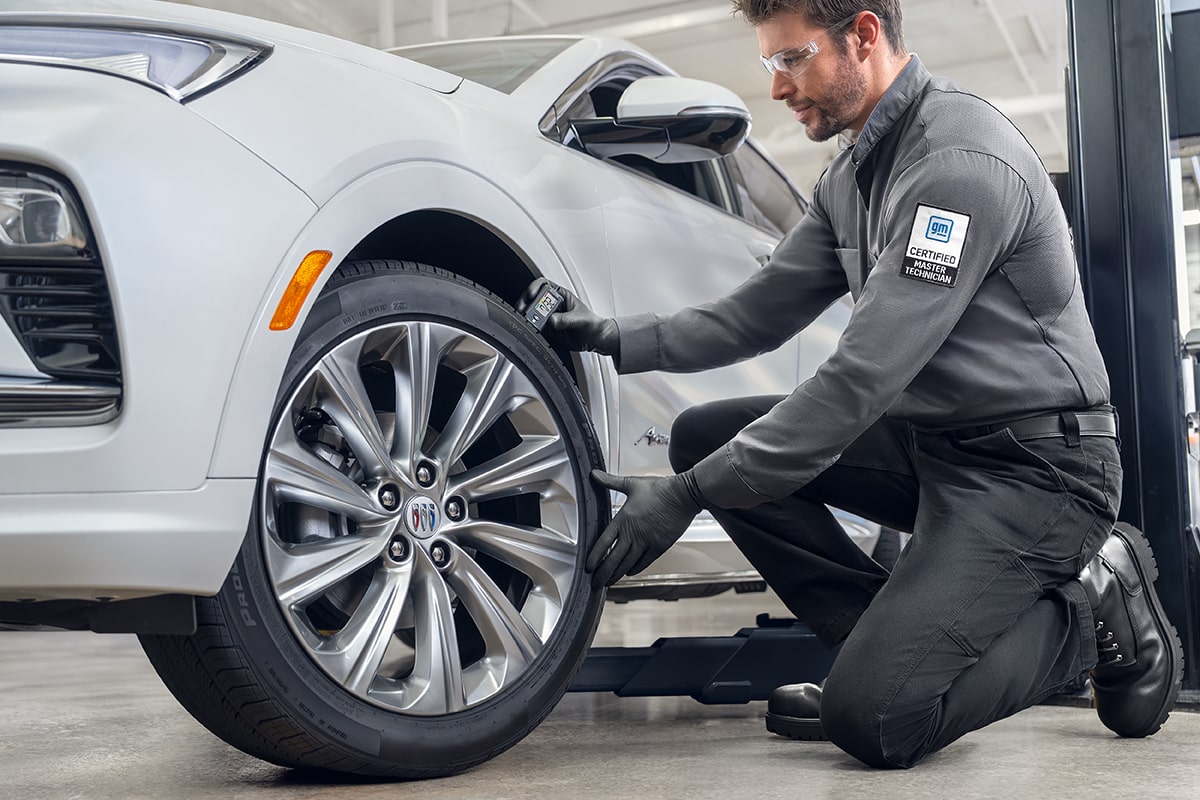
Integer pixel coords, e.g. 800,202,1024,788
587,470,705,589
517,279,619,358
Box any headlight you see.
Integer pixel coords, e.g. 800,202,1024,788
0,25,270,101
0,170,90,258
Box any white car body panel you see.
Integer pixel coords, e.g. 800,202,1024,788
8,0,464,95
596,166,798,476
0,0,861,602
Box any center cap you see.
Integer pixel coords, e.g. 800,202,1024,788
404,496,441,539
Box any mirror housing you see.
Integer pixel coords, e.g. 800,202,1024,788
572,76,752,164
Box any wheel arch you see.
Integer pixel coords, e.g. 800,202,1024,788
344,209,535,312
208,161,614,486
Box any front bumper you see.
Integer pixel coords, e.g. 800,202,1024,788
0,62,314,496
0,479,254,601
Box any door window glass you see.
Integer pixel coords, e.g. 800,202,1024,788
723,145,807,236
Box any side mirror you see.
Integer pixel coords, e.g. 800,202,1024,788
572,76,752,164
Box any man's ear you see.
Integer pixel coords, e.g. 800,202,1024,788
848,11,884,59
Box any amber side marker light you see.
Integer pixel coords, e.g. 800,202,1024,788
270,250,334,331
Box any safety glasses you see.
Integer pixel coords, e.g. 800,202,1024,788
759,13,861,79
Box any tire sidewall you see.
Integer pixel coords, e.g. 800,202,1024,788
218,265,607,771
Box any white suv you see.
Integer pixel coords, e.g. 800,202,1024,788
0,0,851,777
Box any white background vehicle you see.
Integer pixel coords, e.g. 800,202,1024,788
0,0,850,776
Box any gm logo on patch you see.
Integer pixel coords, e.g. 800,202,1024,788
904,205,971,288
926,216,954,243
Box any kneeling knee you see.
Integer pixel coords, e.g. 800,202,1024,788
668,405,716,473
820,678,897,769
822,674,940,770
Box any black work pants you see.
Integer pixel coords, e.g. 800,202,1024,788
669,397,1121,769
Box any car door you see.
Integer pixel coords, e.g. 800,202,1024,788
556,63,802,477
723,142,854,382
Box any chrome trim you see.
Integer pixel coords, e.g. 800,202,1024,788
0,380,120,427
678,104,751,118
633,426,670,446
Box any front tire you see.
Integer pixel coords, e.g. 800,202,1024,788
141,261,608,777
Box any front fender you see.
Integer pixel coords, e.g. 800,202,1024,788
209,159,614,479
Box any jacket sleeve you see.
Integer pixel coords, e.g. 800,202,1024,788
691,148,1035,508
613,188,850,375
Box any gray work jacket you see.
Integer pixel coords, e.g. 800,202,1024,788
614,56,1110,510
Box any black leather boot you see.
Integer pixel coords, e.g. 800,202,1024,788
766,682,826,741
1079,523,1184,738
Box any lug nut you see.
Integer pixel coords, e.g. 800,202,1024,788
416,462,436,488
446,498,465,522
430,542,450,568
378,485,400,511
388,536,411,562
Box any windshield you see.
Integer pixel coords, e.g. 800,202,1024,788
392,37,577,94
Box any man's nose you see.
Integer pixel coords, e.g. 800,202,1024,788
769,70,793,101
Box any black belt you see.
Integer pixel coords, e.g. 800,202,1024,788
953,406,1117,446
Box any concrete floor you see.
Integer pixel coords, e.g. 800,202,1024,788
3,591,1199,800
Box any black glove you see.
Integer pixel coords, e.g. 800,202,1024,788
517,279,619,359
587,469,705,589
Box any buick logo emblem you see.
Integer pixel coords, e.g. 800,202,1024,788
404,497,440,538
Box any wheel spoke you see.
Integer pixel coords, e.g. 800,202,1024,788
384,323,463,473
454,521,575,607
449,435,572,504
444,542,543,669
266,529,392,608
429,356,538,467
313,345,395,482
403,558,466,713
309,562,413,696
266,430,388,524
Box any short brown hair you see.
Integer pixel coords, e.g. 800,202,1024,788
730,1,906,53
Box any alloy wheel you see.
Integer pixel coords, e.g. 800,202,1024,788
260,321,581,715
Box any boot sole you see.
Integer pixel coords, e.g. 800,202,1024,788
765,712,827,741
1107,522,1185,737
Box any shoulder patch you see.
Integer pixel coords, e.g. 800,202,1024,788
901,205,971,288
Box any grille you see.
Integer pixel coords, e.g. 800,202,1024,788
0,256,121,385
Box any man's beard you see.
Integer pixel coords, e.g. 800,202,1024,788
800,52,867,142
